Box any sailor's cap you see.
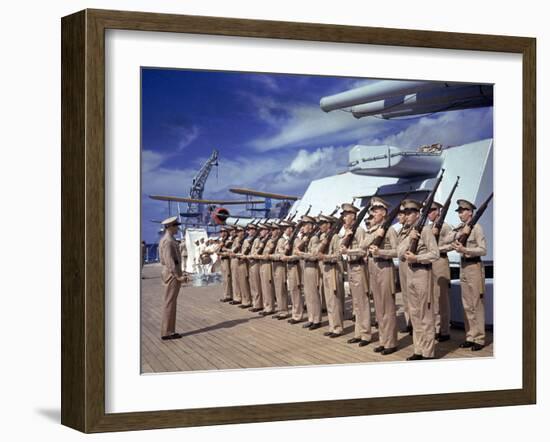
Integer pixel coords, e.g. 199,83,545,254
402,199,423,211
246,223,258,230
430,201,443,211
220,226,231,232
340,203,359,214
161,216,181,227
455,199,476,211
234,225,245,231
319,214,338,223
279,220,294,228
301,215,316,224
257,223,270,230
370,197,389,210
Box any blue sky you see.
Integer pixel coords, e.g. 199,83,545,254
141,68,493,243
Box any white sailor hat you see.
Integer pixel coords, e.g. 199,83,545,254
161,216,181,227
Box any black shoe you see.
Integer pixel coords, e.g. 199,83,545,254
471,343,484,351
347,337,361,344
288,319,302,325
161,333,182,341
277,315,290,320
407,354,423,361
249,307,261,312
229,300,241,305
436,334,450,342
374,346,385,353
358,340,371,347
302,322,313,328
324,331,335,337
261,311,274,316
309,323,322,330
272,314,280,319
382,347,397,355
459,341,475,348
220,298,231,303
239,304,252,309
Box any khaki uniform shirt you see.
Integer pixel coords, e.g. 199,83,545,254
396,225,439,263
159,232,182,283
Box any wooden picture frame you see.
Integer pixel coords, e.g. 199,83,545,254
61,8,536,433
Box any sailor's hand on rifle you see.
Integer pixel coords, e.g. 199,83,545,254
452,241,467,254
369,245,380,256
404,251,417,263
408,229,420,240
432,226,439,237
375,228,385,238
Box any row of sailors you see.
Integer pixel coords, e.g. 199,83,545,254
215,197,487,361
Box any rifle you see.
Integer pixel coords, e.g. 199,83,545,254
242,228,261,255
456,192,493,245
329,205,340,216
284,204,312,255
340,198,374,249
434,176,460,242
408,170,445,254
370,191,411,248
317,217,344,254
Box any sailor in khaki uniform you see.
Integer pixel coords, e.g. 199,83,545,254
428,201,453,342
444,199,487,351
216,227,233,302
340,203,372,346
228,227,244,305
362,198,399,355
235,224,254,309
317,215,344,337
281,221,304,323
158,217,188,340
296,216,323,330
257,223,277,316
271,221,291,320
396,204,412,334
248,225,265,312
397,200,440,360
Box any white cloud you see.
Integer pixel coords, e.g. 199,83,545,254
142,149,166,173
364,107,493,149
177,124,200,150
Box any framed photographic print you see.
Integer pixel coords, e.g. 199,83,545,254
61,9,536,433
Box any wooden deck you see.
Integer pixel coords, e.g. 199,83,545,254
141,263,493,373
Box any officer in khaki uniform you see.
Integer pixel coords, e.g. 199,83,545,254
228,227,244,305
216,226,233,302
235,224,254,309
397,200,440,360
428,201,454,342
158,217,188,340
283,223,305,324
271,221,291,320
296,216,323,330
257,223,277,316
340,203,372,346
317,215,344,337
361,197,399,355
248,225,265,312
396,203,412,334
444,199,487,351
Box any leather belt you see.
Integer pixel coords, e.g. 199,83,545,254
348,259,364,265
461,256,481,264
372,257,392,263
409,263,432,270
439,253,448,258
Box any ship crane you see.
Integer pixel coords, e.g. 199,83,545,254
185,149,219,227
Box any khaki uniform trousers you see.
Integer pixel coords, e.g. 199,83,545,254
237,259,251,306
432,256,451,336
407,266,436,358
230,258,241,302
273,261,289,315
220,258,232,300
398,258,411,327
248,260,263,309
348,262,372,341
287,261,304,321
161,277,181,337
303,262,322,324
460,262,485,345
260,261,275,313
368,259,398,349
321,263,344,334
